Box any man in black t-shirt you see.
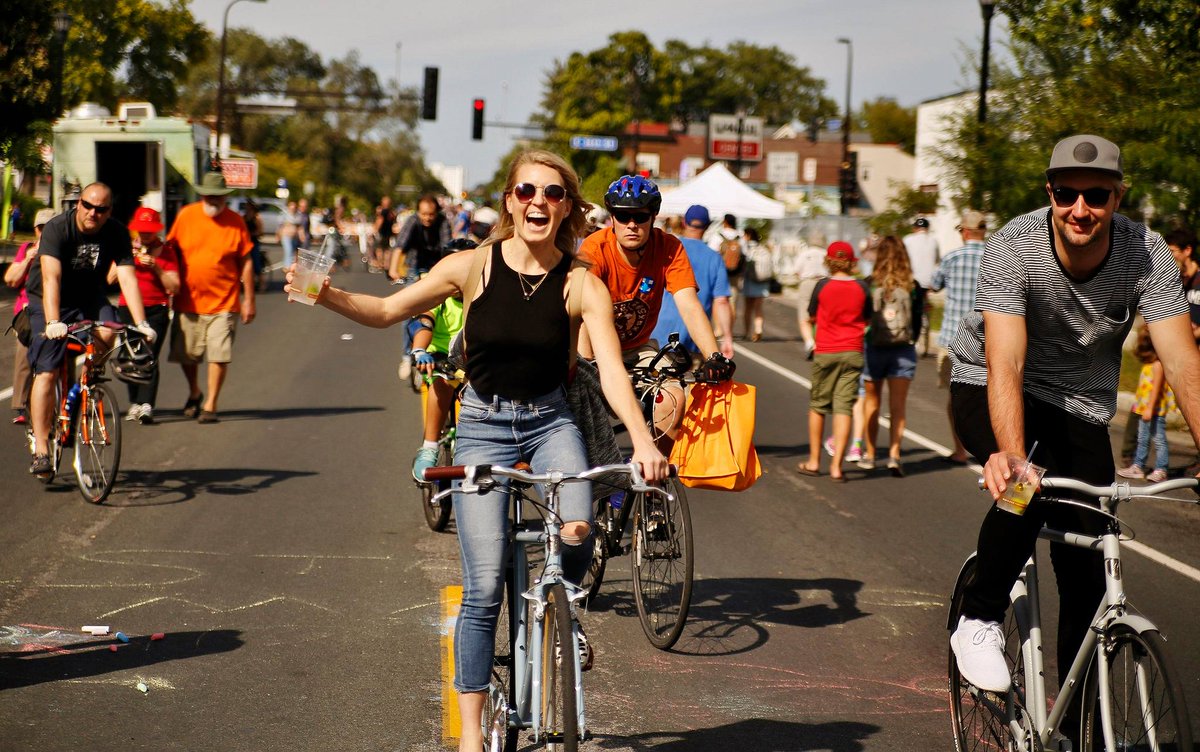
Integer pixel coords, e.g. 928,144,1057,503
371,195,396,273
388,194,451,282
25,182,155,477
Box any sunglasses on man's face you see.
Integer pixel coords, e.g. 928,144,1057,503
79,199,112,214
611,210,652,225
1051,185,1113,209
512,182,567,204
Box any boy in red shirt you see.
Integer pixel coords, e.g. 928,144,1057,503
798,241,871,481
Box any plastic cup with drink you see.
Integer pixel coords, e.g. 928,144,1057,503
995,441,1045,515
289,246,336,305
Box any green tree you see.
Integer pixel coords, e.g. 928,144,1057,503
867,183,941,237
942,0,1200,229
857,97,917,155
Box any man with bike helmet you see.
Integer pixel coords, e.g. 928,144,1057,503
579,175,733,381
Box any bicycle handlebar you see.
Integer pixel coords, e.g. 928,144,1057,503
977,475,1199,501
424,462,677,493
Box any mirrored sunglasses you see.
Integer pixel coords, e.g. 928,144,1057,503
512,183,567,204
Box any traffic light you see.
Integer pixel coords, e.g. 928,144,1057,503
806,118,820,143
838,152,860,214
472,98,485,141
421,67,439,121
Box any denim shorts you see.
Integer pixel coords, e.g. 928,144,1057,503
864,343,917,381
26,295,116,374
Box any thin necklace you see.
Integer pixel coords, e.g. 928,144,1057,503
518,270,549,300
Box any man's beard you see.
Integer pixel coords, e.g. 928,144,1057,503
202,201,224,218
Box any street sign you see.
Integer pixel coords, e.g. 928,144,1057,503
569,135,619,152
219,158,258,189
803,157,818,183
766,152,798,184
708,114,764,162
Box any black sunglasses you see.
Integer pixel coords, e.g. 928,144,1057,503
512,182,567,204
1051,186,1113,209
612,210,652,225
80,199,112,214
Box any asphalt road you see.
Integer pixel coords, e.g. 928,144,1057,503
2,264,1198,751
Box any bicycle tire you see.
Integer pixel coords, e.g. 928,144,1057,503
1079,625,1193,752
422,438,453,531
580,498,611,604
630,478,693,650
74,383,121,504
947,556,1034,752
483,574,519,752
539,582,578,752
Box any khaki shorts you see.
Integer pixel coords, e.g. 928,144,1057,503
937,347,953,389
170,312,238,365
810,350,863,416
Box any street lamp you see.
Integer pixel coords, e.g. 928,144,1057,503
53,11,72,118
837,37,853,216
978,0,997,124
215,0,267,158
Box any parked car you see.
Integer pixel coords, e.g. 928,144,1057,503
228,197,288,241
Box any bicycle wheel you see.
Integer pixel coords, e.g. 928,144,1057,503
484,575,519,752
539,582,578,752
630,478,693,650
1079,625,1192,752
579,497,611,604
421,438,453,531
73,383,121,504
947,557,1031,752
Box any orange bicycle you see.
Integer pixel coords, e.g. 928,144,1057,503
28,320,145,503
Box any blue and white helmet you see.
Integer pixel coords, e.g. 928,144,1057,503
603,175,662,214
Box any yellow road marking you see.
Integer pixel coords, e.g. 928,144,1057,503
441,585,463,743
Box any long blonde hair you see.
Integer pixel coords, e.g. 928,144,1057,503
873,235,915,293
485,150,593,256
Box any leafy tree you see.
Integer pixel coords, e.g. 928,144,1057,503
941,0,1200,230
857,98,917,155
537,32,839,185
867,184,940,237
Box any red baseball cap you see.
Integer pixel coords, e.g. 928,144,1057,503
128,206,164,233
826,240,856,261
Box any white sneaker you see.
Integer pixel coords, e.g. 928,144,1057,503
137,404,154,424
397,358,412,382
951,615,1011,692
125,404,145,422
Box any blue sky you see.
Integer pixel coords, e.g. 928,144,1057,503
191,0,1007,187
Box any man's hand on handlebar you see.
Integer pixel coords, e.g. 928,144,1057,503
699,352,736,383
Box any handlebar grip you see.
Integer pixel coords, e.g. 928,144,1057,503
668,463,678,477
423,465,465,482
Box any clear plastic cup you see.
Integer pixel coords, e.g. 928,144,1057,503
289,249,334,305
995,455,1046,515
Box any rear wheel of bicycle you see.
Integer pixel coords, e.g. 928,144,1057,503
421,439,453,531
947,556,1033,752
74,383,121,504
630,478,693,650
580,498,612,604
1079,625,1192,752
539,582,578,752
484,576,519,752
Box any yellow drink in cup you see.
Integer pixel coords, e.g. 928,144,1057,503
996,456,1046,515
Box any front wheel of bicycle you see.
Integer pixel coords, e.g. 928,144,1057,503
74,383,121,504
947,556,1034,752
630,478,693,650
1079,625,1192,752
539,582,578,752
421,439,453,532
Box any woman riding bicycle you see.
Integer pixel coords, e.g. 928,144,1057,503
288,149,668,752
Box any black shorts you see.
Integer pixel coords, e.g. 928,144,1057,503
26,295,116,374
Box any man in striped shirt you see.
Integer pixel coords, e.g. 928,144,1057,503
947,136,1200,717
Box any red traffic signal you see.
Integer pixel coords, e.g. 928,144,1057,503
472,99,485,140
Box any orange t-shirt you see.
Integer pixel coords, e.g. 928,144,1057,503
578,227,697,350
168,202,253,314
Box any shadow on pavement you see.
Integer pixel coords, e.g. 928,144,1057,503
151,405,385,423
0,629,243,691
588,718,880,751
101,467,319,506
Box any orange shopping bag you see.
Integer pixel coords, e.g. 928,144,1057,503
669,381,761,491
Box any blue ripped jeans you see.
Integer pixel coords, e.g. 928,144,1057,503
451,384,593,693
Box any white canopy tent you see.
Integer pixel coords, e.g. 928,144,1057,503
658,162,786,220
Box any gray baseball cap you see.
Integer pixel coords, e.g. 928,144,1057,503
1045,134,1123,181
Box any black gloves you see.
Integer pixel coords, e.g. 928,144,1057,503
699,352,736,383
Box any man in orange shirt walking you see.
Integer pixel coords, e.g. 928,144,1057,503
167,172,256,423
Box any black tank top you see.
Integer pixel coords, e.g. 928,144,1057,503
465,242,572,399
